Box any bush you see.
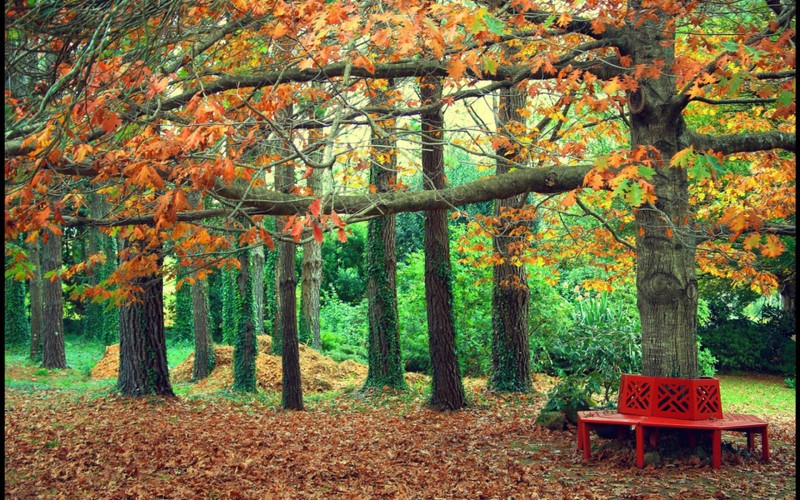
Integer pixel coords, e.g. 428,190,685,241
319,289,367,363
698,307,796,376
539,291,642,411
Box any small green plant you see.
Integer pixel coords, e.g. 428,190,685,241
785,377,796,389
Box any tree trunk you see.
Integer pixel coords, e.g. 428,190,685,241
364,79,405,390
117,237,174,397
41,228,67,369
300,166,323,349
421,76,467,410
233,250,257,392
252,245,265,337
626,5,698,379
192,274,214,381
100,233,120,345
491,84,532,393
274,105,303,409
27,239,43,361
271,243,283,355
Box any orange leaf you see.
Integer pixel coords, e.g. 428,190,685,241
337,228,347,243
101,112,122,133
309,198,321,219
312,223,323,243
760,234,785,258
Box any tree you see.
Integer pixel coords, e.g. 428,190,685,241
421,76,467,410
233,250,257,392
4,243,30,349
363,79,405,390
173,267,194,343
4,0,794,399
117,233,174,397
490,83,533,393
221,266,241,346
191,271,214,381
41,228,67,369
27,239,43,361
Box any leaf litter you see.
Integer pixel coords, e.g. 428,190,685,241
6,345,795,499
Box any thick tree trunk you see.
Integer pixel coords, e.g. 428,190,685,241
192,275,214,381
364,80,405,390
421,76,467,410
300,166,323,349
41,228,67,369
117,238,174,397
279,236,303,409
491,85,532,393
233,250,257,392
274,106,303,409
27,239,43,361
625,5,698,378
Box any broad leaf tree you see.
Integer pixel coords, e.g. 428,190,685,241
4,0,794,401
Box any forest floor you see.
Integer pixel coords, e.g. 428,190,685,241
4,345,796,499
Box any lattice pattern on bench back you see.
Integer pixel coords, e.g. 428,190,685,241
618,374,723,420
618,374,653,416
692,379,723,419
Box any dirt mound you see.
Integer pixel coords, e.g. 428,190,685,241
90,344,120,379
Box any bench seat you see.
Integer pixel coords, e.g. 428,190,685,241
577,410,769,469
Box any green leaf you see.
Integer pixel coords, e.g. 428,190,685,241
483,56,497,75
626,181,645,206
777,90,794,107
688,154,711,180
483,13,505,36
611,179,630,199
637,165,655,178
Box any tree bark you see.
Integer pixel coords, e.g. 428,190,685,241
27,239,43,361
363,79,405,390
252,245,265,337
117,236,174,397
192,273,214,381
625,4,698,378
300,166,323,349
491,84,532,393
41,228,67,369
275,105,303,409
421,76,467,410
233,250,257,392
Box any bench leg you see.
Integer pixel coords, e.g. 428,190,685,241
761,427,769,463
577,421,584,450
712,430,721,469
636,425,644,468
582,424,593,460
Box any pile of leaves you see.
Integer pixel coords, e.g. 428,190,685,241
5,386,795,498
91,336,429,393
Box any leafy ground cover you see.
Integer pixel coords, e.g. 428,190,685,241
4,348,796,499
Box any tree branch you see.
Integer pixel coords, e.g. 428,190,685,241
685,130,796,155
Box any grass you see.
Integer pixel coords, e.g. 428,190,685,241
4,338,796,417
717,373,796,415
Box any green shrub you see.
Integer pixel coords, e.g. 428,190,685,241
699,307,795,376
319,289,367,363
539,289,642,411
785,378,796,389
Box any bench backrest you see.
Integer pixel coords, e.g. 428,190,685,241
618,374,723,420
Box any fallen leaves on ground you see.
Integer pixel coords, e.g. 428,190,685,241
91,336,430,393
4,385,795,499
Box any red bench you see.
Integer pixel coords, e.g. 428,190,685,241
577,374,769,469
